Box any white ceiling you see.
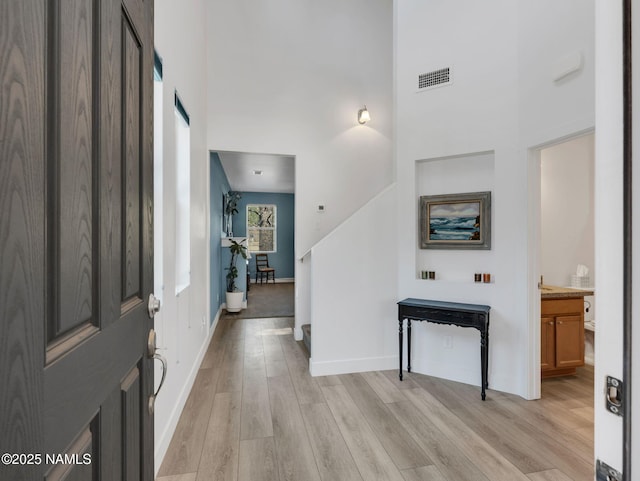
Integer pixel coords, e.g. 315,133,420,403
217,151,295,194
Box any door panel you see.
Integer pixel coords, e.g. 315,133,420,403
100,389,123,478
0,2,46,480
45,427,95,481
0,0,154,479
122,366,142,480
55,0,95,337
540,317,555,371
46,0,99,360
555,315,584,368
122,13,143,303
44,319,145,455
99,0,124,332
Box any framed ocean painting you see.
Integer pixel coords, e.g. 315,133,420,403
419,191,491,249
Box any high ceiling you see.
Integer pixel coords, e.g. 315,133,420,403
217,151,295,194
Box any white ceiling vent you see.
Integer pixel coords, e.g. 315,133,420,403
417,67,452,92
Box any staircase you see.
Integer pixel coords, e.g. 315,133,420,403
304,184,397,377
301,324,311,355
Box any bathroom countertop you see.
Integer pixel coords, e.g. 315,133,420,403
540,284,594,299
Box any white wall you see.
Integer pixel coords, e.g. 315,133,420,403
206,0,394,333
416,152,495,283
410,153,498,382
541,134,595,287
310,186,398,375
206,0,393,255
396,0,521,395
395,0,594,398
518,1,595,147
154,0,213,472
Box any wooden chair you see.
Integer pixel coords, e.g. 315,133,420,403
255,254,275,284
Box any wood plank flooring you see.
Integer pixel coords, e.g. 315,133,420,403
157,316,594,481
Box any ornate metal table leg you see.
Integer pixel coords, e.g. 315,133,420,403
480,328,488,400
407,319,412,373
398,318,403,381
484,325,489,390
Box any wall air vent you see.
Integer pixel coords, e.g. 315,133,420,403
417,67,452,92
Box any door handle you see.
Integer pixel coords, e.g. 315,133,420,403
148,293,161,319
147,329,157,358
146,328,167,414
148,353,167,415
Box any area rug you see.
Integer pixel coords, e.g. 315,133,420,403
235,282,295,319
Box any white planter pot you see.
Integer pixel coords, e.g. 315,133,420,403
225,291,244,313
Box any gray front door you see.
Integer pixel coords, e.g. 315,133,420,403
0,0,155,479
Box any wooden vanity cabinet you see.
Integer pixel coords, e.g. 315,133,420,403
540,316,556,371
541,297,585,378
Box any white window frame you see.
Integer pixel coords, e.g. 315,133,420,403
247,204,277,253
153,53,164,301
174,92,190,295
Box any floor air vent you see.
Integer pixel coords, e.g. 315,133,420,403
417,67,452,92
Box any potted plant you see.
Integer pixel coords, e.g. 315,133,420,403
224,190,242,236
225,238,247,312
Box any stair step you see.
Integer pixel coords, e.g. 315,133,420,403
301,324,311,355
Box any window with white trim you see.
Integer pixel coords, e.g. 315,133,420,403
153,51,164,300
247,204,276,253
174,92,190,294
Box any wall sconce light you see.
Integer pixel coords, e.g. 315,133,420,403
357,105,371,124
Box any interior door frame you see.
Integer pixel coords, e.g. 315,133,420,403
623,0,632,476
526,128,595,401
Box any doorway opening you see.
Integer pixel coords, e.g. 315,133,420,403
529,129,596,391
211,151,296,321
540,133,595,367
529,129,595,445
528,129,598,464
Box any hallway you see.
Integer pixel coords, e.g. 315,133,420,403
156,314,593,481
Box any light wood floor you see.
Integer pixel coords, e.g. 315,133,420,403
157,316,594,481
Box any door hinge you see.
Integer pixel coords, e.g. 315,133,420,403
606,376,624,416
596,460,622,481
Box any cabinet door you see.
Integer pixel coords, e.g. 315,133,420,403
555,315,584,368
541,317,556,370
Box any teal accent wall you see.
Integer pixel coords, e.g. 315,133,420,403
210,153,231,323
234,192,295,280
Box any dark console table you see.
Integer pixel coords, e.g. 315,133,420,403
397,298,491,400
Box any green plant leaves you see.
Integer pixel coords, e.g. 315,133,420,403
226,238,248,292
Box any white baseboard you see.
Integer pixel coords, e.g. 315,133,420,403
210,306,222,331
309,355,398,377
293,326,303,341
154,306,220,475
